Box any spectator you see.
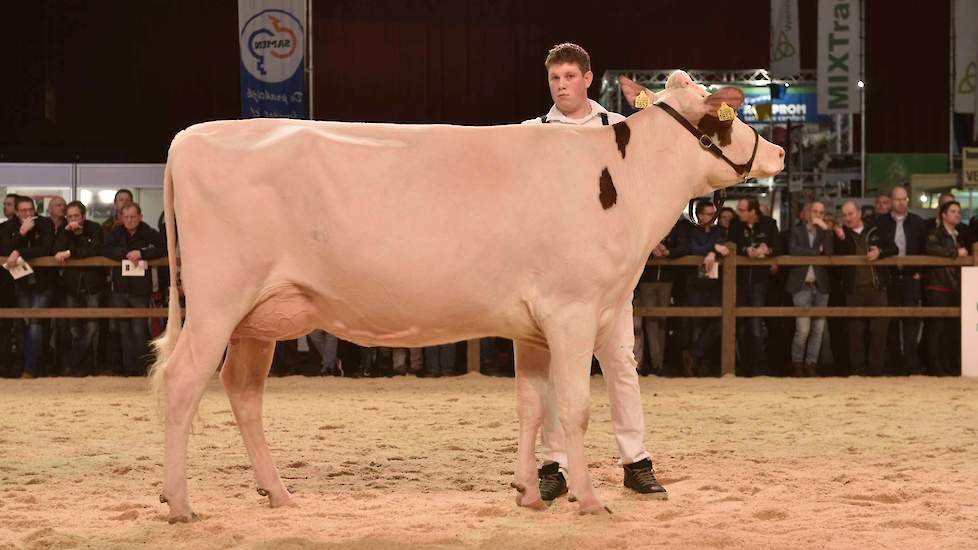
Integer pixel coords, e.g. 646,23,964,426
923,200,967,376
833,200,896,376
718,206,735,230
876,186,928,375
681,200,728,376
0,194,21,376
307,329,339,375
47,196,70,372
103,203,165,376
48,197,68,236
0,197,56,378
731,198,779,376
786,201,833,377
101,188,134,238
53,201,105,376
874,192,891,223
635,219,685,376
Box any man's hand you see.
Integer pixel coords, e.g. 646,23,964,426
66,220,82,232
54,250,71,265
756,243,771,257
126,250,142,263
4,250,20,268
866,246,881,262
703,251,717,273
958,247,969,257
18,217,35,236
714,244,730,256
833,225,845,240
811,217,828,230
651,243,668,258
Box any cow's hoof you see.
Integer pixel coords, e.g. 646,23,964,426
511,482,546,510
268,494,298,508
578,503,611,516
167,512,200,524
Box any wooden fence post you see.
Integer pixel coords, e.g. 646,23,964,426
721,242,737,376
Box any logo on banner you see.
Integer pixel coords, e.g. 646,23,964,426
959,62,976,95
773,31,797,61
240,9,304,83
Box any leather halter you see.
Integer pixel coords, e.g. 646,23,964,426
653,101,759,227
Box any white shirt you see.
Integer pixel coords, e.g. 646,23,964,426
892,212,907,256
521,99,626,127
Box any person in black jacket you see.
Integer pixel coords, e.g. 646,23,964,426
875,186,928,375
635,218,687,376
54,201,105,376
730,198,779,376
0,196,56,378
833,200,898,376
786,200,834,377
103,203,165,376
679,201,728,376
923,200,968,376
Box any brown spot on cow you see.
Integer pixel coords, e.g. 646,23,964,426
612,121,630,159
697,115,733,146
599,168,617,210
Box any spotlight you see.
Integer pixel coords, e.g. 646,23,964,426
857,80,865,88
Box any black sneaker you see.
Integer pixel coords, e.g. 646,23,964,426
538,462,568,501
623,458,668,499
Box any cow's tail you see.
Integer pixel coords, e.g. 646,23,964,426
149,160,182,419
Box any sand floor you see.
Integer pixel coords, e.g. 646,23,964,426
1,374,976,549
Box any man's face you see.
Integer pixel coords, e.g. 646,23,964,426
875,195,891,214
66,206,85,232
115,192,133,213
697,206,717,226
890,188,909,215
547,62,592,116
121,207,141,232
841,203,861,228
49,198,66,219
736,200,756,223
943,204,961,227
16,201,36,222
810,202,825,221
3,197,15,218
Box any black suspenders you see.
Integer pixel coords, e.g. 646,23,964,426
540,112,610,125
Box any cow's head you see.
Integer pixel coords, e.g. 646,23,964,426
619,71,784,193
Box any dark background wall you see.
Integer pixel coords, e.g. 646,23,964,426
0,0,958,163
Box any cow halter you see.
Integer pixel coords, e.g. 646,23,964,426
652,101,759,227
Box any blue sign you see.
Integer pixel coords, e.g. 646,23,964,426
239,8,306,119
739,86,830,124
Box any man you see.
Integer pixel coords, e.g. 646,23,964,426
0,194,20,376
874,192,891,224
54,201,105,376
522,42,665,500
103,203,165,376
102,188,134,238
875,186,927,375
635,219,685,376
47,196,70,373
0,196,56,378
3,194,19,220
786,201,833,377
680,200,729,376
730,198,779,376
834,200,897,376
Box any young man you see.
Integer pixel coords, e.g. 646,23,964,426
522,42,665,501
786,201,833,377
730,198,779,376
102,188,134,238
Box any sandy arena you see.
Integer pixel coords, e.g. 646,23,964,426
1,374,976,549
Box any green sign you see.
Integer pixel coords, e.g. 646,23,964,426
865,154,947,193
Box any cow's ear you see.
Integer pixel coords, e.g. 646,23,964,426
705,87,745,112
618,75,655,109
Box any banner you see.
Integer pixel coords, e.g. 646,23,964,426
964,148,978,187
817,0,861,114
770,0,801,79
954,0,978,113
864,153,947,193
238,0,306,119
740,85,831,124
963,267,978,377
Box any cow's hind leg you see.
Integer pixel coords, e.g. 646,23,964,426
160,317,235,523
512,341,549,510
220,336,295,508
543,311,607,515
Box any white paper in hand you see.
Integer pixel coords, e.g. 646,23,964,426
2,257,34,280
707,261,719,279
122,260,147,277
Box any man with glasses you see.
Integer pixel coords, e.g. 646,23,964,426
0,197,56,378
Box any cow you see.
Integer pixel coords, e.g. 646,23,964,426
151,70,784,522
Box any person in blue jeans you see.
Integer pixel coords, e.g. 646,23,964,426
786,201,834,377
103,203,165,376
0,196,56,378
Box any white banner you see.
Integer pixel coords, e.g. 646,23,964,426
954,0,978,113
817,0,861,114
238,0,307,118
963,267,978,377
770,0,801,79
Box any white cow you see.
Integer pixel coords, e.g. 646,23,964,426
151,70,784,521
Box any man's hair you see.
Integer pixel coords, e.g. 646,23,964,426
890,185,908,198
741,198,760,215
5,193,20,201
14,196,35,209
122,202,142,215
876,192,890,199
938,192,955,203
841,199,860,212
695,199,716,216
115,188,134,201
545,43,591,74
66,201,87,216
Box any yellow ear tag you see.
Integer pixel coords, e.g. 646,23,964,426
717,102,736,121
635,89,650,109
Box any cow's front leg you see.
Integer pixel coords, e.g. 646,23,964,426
512,341,549,510
221,337,295,509
544,312,607,515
